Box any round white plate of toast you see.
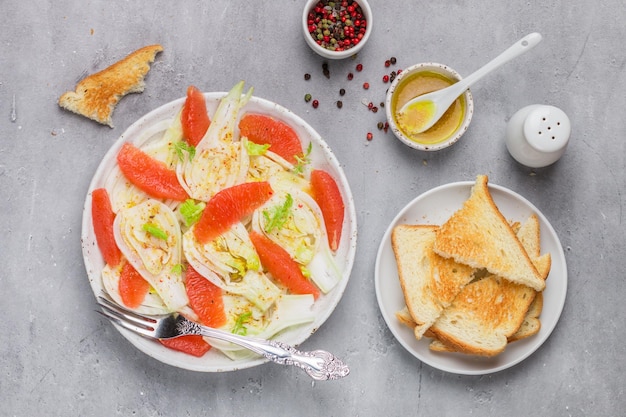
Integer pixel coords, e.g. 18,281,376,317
374,180,567,375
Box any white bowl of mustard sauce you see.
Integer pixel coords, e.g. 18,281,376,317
385,63,474,151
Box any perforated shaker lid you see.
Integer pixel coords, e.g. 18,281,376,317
523,105,571,153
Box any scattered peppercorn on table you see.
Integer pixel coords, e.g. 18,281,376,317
2,0,624,416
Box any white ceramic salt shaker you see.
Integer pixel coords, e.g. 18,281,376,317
505,104,571,168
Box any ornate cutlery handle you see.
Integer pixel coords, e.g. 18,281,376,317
186,321,349,380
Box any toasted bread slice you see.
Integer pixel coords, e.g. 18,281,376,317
59,44,163,127
392,225,475,339
395,217,548,348
428,338,455,352
508,291,543,342
517,214,541,259
428,275,537,356
429,293,546,352
395,306,437,339
433,175,545,292
395,306,417,328
428,215,551,356
508,213,548,342
429,256,549,354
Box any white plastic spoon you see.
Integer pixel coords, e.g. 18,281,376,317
397,32,543,135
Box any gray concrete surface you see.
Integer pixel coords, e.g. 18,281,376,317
1,1,624,416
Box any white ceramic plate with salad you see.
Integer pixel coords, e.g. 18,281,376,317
81,84,357,372
374,181,567,375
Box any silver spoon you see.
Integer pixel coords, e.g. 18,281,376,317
397,32,543,135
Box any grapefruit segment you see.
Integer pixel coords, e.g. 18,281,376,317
91,188,123,267
239,113,303,164
193,181,274,244
185,265,227,328
159,335,211,357
117,142,189,201
310,169,345,251
181,85,211,147
249,231,320,299
118,262,150,309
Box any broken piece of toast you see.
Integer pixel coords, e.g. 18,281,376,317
58,44,163,127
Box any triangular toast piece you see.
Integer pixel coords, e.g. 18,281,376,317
509,213,552,343
395,306,416,328
428,215,551,356
507,214,549,342
433,175,545,291
508,291,544,342
517,213,541,259
428,253,550,356
395,307,437,340
391,225,475,339
59,44,163,127
429,294,545,350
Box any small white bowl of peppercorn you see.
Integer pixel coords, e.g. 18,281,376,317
303,0,372,59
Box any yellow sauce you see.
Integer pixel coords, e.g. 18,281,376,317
398,100,436,134
391,71,466,145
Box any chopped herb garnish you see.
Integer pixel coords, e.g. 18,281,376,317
142,223,168,240
295,244,314,265
232,311,252,335
225,255,247,281
171,263,186,275
292,142,313,174
300,265,311,279
173,141,196,161
263,194,293,233
179,199,204,227
245,139,270,156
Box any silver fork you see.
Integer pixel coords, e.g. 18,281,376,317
96,295,349,381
